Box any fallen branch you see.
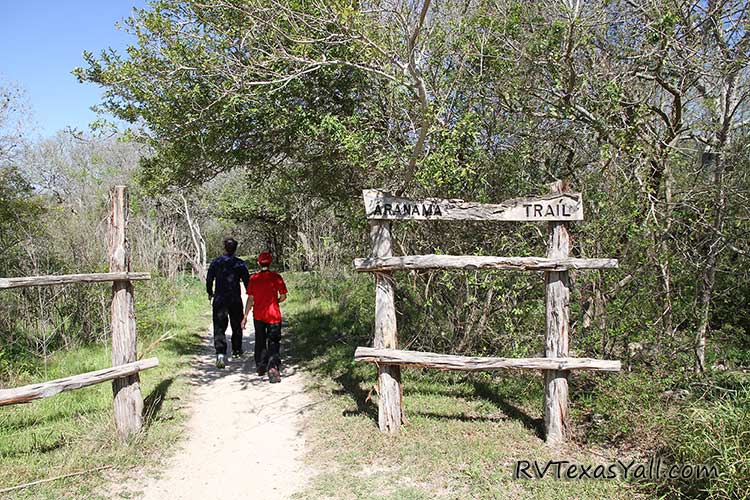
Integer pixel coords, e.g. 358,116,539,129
139,332,175,360
0,465,113,494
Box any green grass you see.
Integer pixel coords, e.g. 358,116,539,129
281,272,643,500
0,276,208,499
4,271,744,499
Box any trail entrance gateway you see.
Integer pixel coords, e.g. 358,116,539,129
353,183,621,444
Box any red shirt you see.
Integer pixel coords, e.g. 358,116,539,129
247,271,288,324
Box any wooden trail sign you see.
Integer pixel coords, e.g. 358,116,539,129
363,189,583,222
353,185,620,444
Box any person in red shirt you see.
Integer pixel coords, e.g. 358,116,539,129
241,252,288,383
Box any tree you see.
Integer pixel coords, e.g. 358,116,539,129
76,0,750,373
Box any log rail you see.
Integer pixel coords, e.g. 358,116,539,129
354,255,618,272
0,358,159,407
0,272,151,290
355,347,621,372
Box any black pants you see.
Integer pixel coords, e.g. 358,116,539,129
254,320,281,370
212,301,244,355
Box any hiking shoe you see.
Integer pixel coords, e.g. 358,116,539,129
216,354,226,369
232,350,244,359
268,367,281,384
256,364,267,376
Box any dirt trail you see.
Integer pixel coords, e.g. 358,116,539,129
137,323,314,500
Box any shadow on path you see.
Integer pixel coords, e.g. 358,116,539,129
186,324,304,391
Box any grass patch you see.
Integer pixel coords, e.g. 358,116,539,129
573,367,750,499
282,272,643,500
0,276,208,499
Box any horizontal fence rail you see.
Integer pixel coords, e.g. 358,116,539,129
0,358,160,406
355,347,621,372
354,255,619,272
0,272,151,290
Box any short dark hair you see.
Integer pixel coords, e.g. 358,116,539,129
223,238,238,254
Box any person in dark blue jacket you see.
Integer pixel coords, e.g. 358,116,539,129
206,238,250,368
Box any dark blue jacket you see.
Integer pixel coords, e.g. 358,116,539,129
206,254,250,306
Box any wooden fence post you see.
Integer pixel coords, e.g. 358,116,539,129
370,221,403,434
109,186,144,441
544,180,571,445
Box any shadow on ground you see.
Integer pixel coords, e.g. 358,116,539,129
176,323,309,394
144,377,174,426
282,299,543,437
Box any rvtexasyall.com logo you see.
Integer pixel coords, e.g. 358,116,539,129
512,458,719,481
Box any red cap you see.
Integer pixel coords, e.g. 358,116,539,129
258,252,273,266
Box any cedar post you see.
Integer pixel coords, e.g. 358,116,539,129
370,221,403,433
109,186,144,440
543,180,571,445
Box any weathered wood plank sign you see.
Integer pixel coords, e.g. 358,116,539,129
363,189,584,222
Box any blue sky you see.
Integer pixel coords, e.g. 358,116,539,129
0,0,145,137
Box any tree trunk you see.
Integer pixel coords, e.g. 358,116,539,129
695,152,726,372
181,194,207,281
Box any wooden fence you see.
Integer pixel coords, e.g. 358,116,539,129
353,182,621,444
0,186,158,441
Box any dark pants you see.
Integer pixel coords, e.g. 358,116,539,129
212,301,244,355
254,320,281,370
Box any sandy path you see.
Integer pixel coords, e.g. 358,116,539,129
138,322,314,500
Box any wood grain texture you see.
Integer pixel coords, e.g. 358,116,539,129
363,189,583,221
0,272,151,290
0,358,159,406
544,181,572,445
355,347,620,371
354,255,618,272
109,186,144,441
370,221,403,434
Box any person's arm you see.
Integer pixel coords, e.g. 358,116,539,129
240,262,250,293
206,260,216,302
277,274,288,303
241,295,254,329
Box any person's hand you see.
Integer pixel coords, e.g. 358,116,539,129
241,317,247,330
